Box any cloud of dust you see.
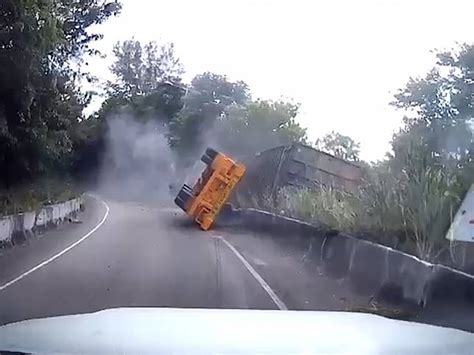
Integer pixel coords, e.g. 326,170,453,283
95,103,281,205
97,115,183,204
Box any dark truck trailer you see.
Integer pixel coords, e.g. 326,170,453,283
234,143,363,205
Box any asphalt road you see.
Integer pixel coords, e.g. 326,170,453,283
0,195,370,326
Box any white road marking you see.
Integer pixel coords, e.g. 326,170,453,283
215,235,288,310
0,195,110,291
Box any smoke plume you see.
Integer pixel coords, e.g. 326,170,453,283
97,115,180,204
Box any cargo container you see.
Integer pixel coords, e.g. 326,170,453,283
235,143,363,204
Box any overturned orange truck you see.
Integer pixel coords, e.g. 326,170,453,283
174,148,246,231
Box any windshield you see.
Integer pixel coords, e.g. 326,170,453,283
0,0,473,353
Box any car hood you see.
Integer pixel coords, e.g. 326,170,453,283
0,307,473,354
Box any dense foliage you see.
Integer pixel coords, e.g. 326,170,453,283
0,0,121,186
314,131,361,161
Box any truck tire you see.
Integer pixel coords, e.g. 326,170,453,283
201,153,213,165
177,188,193,202
205,147,218,159
174,196,186,210
175,184,193,210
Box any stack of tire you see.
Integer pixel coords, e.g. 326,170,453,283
174,147,218,211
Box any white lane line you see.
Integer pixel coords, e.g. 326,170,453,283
215,235,288,310
0,195,110,291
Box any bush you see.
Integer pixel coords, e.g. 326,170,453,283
398,168,461,261
274,186,358,231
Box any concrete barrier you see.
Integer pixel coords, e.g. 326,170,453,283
321,233,356,278
236,208,327,237
427,265,474,306
347,239,388,296
0,196,84,247
10,214,26,245
0,217,14,246
35,206,53,229
23,211,36,231
230,207,474,308
382,248,433,305
51,203,62,224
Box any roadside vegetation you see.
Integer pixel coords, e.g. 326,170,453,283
256,167,464,263
0,179,81,217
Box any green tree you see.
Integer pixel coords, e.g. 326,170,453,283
169,73,306,159
168,72,250,156
213,100,307,156
99,39,185,124
315,131,361,161
98,82,185,122
108,39,184,99
94,40,186,179
391,44,474,176
0,0,121,185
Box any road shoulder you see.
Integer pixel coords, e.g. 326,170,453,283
0,195,107,288
217,227,371,312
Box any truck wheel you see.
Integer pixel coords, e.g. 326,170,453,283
175,183,193,210
201,153,213,165
205,147,218,159
174,196,186,210
177,188,193,202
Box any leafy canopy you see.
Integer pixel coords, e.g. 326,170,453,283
315,131,361,161
0,0,121,185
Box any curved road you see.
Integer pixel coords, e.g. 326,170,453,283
1,195,471,333
0,195,368,325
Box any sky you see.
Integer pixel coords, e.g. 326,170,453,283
86,0,474,161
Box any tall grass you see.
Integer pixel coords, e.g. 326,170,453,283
274,186,358,231
248,166,463,262
400,168,460,261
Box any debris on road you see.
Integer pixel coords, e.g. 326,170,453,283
68,217,82,224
